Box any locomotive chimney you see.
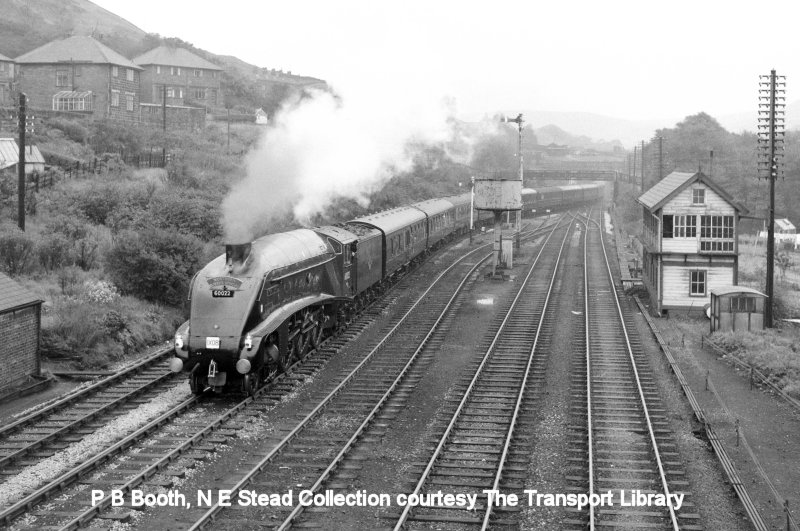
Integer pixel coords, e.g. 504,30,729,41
225,242,252,269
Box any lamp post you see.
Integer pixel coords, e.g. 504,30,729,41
501,113,524,249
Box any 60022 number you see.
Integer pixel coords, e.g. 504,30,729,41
212,290,234,298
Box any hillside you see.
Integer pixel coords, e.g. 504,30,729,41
0,0,324,113
0,0,146,57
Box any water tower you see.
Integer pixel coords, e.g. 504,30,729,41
474,176,522,277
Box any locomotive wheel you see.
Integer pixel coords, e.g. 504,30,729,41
309,308,324,349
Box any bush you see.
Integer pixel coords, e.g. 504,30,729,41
147,189,223,241
105,227,204,306
0,224,35,275
46,117,89,144
37,233,73,271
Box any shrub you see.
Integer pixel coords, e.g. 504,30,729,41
82,279,120,304
147,189,223,241
105,227,204,306
37,233,73,271
0,224,35,275
46,117,89,144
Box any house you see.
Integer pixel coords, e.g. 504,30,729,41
15,36,142,121
255,108,268,125
757,218,796,245
0,138,45,174
637,171,748,315
0,52,15,105
133,46,223,109
0,272,44,390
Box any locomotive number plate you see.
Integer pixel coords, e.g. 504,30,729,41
206,337,220,349
212,290,234,298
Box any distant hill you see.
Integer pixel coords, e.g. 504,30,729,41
0,0,146,57
0,0,324,113
717,100,800,134
533,123,623,151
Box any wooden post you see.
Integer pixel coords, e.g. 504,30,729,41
17,93,26,230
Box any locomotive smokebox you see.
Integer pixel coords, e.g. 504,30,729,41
225,242,252,267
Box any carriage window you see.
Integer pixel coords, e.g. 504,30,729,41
406,231,411,246
343,244,351,264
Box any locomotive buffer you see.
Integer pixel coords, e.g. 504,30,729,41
474,176,522,277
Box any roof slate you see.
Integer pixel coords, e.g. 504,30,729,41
15,36,142,69
0,272,43,313
133,46,221,70
0,52,12,62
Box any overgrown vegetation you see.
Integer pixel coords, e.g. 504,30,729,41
711,330,800,399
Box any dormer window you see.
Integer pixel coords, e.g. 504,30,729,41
692,188,705,205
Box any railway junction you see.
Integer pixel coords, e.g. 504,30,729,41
0,206,795,531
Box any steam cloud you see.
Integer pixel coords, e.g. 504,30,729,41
222,85,463,243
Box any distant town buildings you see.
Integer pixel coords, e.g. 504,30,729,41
0,35,323,126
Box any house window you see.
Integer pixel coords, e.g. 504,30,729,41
156,65,161,74
731,296,756,313
192,87,206,99
0,62,5,72
700,215,734,252
212,71,218,79
166,87,175,98
692,188,705,204
74,65,81,76
673,215,696,238
193,69,203,77
690,270,706,296
125,92,134,111
126,68,134,81
171,66,181,76
112,65,118,77
111,90,119,107
56,70,69,87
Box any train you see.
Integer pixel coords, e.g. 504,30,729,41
170,181,606,395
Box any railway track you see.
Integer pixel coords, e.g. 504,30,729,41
0,221,554,530
171,220,561,530
0,347,176,482
567,212,699,530
380,213,574,530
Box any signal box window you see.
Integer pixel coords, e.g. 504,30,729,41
690,270,706,296
692,189,705,205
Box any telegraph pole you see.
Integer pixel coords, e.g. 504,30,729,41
758,70,786,328
632,145,638,187
640,140,645,191
658,136,663,181
17,93,26,231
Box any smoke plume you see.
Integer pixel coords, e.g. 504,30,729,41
222,85,461,243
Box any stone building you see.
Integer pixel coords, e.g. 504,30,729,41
15,35,142,121
133,45,222,109
0,272,43,390
0,52,15,106
637,171,747,315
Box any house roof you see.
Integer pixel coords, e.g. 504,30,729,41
15,36,142,70
775,218,795,231
133,46,221,71
0,138,46,168
0,52,12,62
636,171,748,214
0,272,43,313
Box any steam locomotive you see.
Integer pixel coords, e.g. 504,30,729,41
170,182,605,394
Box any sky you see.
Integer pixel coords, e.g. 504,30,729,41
90,0,800,125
